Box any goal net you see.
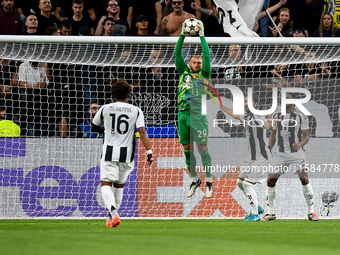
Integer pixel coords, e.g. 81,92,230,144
0,36,339,218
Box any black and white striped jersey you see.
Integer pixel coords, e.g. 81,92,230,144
239,114,270,160
92,102,145,163
272,109,309,153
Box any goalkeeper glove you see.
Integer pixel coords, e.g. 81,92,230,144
181,19,189,36
197,20,204,36
146,149,153,165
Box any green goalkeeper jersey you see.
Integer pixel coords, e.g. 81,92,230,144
175,35,211,114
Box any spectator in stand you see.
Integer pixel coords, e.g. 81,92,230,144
133,14,155,36
160,0,195,36
0,59,20,122
312,12,340,37
293,26,308,37
36,0,59,34
55,0,95,22
77,100,102,138
20,14,40,35
0,106,21,137
93,0,133,23
95,0,130,36
224,45,246,80
102,17,115,36
0,0,25,35
69,0,95,35
60,20,72,35
127,0,162,35
258,0,287,37
164,0,201,18
269,0,308,36
18,61,50,136
16,0,57,17
268,7,293,37
45,25,60,35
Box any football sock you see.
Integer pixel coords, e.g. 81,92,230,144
199,149,211,178
184,149,197,179
114,187,124,211
237,179,246,194
192,176,199,183
302,183,315,214
244,181,259,215
206,177,213,183
266,187,276,215
101,185,117,217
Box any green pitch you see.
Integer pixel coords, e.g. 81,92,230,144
1,219,339,255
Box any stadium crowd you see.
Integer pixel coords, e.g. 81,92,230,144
0,0,339,137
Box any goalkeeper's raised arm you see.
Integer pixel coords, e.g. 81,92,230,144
174,24,189,75
174,19,211,79
197,20,211,79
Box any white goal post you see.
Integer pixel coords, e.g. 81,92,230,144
0,36,339,219
1,36,340,67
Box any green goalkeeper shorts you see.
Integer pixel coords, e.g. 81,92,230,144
178,110,209,145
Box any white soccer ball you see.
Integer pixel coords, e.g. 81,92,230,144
184,18,199,35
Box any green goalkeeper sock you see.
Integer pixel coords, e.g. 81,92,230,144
199,149,211,178
184,149,197,178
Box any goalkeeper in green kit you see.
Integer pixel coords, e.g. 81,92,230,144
175,19,212,198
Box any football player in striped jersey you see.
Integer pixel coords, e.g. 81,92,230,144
92,80,153,227
263,93,318,221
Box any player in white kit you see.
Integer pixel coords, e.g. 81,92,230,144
92,80,153,227
220,93,276,221
263,93,319,221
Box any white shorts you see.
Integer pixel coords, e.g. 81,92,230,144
100,160,134,183
239,157,270,184
270,150,307,174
